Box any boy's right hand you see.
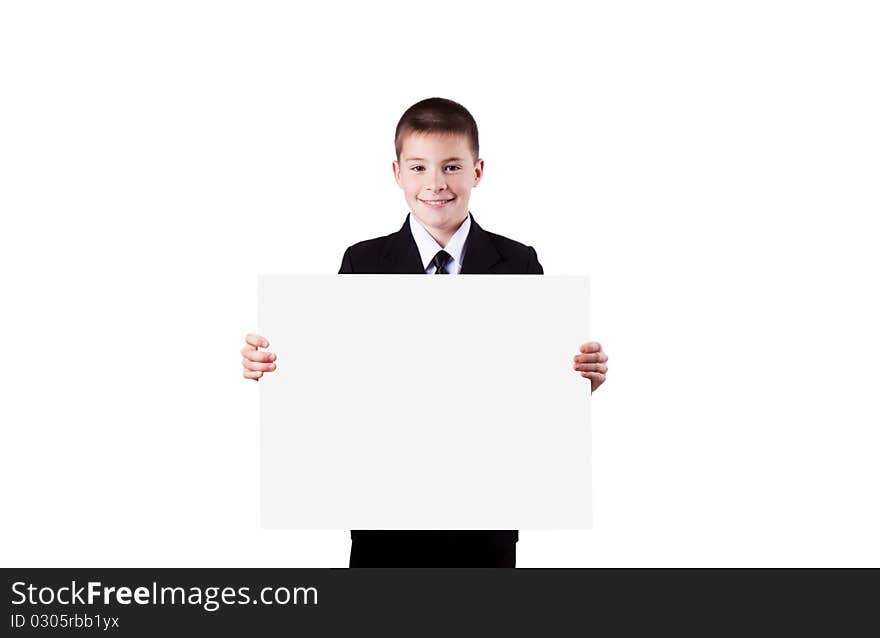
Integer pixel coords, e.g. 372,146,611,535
241,333,276,381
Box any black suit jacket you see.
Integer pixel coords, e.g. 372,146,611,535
339,213,543,553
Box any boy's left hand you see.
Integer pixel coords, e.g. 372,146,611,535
573,342,608,393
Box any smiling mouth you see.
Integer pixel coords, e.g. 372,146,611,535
419,197,456,208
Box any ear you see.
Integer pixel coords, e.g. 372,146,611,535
392,160,403,188
473,158,484,187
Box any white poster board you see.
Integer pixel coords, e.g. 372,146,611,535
259,275,591,529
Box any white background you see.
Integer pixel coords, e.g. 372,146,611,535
1,1,878,567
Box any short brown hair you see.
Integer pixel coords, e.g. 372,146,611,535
394,97,479,160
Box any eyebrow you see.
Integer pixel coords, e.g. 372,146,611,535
403,157,466,163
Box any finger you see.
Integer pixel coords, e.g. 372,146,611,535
573,363,608,373
582,371,606,391
246,333,269,349
243,358,276,372
243,369,263,380
573,352,608,364
244,349,276,363
579,342,601,354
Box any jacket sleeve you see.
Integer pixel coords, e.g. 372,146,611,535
338,247,354,274
526,246,544,275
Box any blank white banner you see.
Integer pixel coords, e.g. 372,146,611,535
259,275,591,529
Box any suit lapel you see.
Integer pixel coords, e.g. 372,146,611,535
382,213,502,275
459,214,502,274
381,215,426,274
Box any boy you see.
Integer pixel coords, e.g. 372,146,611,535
241,98,608,567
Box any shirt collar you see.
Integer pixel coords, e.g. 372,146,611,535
408,212,471,271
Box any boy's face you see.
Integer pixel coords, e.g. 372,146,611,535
393,131,483,241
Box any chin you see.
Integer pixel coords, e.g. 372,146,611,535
418,206,466,225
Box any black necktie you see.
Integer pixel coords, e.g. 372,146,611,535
431,250,452,274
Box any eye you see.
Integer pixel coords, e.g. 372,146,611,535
410,165,425,172
445,165,462,172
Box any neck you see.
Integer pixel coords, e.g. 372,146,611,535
420,214,468,248
427,229,453,248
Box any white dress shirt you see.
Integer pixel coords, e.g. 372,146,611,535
408,212,472,275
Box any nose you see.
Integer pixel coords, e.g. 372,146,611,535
425,168,447,193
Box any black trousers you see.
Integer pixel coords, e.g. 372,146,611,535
349,538,516,568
